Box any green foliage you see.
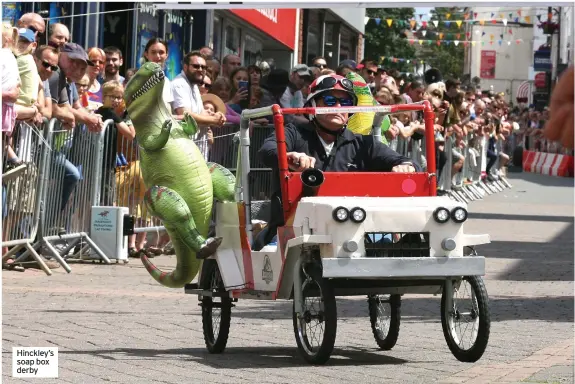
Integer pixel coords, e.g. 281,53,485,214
418,7,468,79
364,8,416,72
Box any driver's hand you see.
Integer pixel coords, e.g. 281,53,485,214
392,163,416,173
287,152,316,171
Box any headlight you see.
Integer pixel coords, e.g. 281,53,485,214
332,206,349,222
451,207,468,223
350,207,366,223
433,207,450,223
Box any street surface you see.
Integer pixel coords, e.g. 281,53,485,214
3,172,574,384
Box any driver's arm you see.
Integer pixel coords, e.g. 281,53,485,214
364,135,421,172
258,123,306,168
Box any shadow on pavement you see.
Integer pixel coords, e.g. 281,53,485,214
506,172,575,188
58,346,410,367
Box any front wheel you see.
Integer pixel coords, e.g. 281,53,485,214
441,276,490,362
201,260,232,353
368,294,401,350
292,263,337,365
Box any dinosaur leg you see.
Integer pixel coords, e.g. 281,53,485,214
207,162,236,202
144,185,221,259
139,119,172,151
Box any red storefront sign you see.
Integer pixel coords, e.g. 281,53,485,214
480,50,496,79
534,72,546,88
230,9,297,50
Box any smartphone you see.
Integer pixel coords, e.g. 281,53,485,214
238,80,249,91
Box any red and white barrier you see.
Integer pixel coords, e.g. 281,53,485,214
523,150,574,177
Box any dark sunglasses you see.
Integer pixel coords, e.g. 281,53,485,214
201,82,211,89
314,63,327,69
365,69,376,76
41,61,59,72
320,95,354,107
189,63,207,70
311,76,353,94
27,26,38,33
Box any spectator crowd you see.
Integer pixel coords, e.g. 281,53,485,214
2,11,565,270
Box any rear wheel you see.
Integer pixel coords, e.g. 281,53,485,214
441,276,490,362
201,260,232,353
368,294,401,350
292,262,337,365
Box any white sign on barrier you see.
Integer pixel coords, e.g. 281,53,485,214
90,206,129,260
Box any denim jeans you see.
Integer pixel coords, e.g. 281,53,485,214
52,152,81,211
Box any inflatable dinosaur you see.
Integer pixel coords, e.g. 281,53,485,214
345,71,378,135
124,62,236,288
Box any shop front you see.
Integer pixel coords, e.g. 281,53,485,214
302,8,365,68
209,8,298,70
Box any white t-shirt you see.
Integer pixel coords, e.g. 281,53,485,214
171,71,203,115
279,87,304,109
1,48,21,106
163,77,173,110
317,134,334,155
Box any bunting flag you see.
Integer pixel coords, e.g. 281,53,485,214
432,20,438,27
446,13,451,19
406,38,524,46
421,30,427,37
410,19,416,29
386,19,393,27
379,56,427,66
456,20,462,28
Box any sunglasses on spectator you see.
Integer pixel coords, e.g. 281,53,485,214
365,69,377,76
320,95,354,107
190,63,207,70
311,76,354,94
27,26,38,33
41,61,59,71
314,63,327,69
201,82,211,89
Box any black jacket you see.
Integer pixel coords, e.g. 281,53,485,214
257,122,418,228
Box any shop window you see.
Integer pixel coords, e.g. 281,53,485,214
224,22,241,58
243,34,263,66
305,9,322,65
340,25,355,62
163,10,185,80
213,15,222,60
323,23,338,69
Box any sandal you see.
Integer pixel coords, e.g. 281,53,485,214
144,246,163,256
128,247,139,258
137,248,154,258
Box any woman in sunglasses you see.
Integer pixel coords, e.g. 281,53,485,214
254,74,418,250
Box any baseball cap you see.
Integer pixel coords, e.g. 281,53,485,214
339,59,357,70
260,68,289,91
18,28,35,43
60,43,95,66
291,64,312,78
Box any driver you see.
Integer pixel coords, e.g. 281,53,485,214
253,74,419,250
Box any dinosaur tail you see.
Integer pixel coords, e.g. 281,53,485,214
140,238,202,288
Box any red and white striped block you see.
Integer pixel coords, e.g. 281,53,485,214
523,151,574,177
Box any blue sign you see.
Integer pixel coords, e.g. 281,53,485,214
534,49,552,72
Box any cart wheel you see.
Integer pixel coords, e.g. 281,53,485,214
368,294,401,350
292,263,337,365
441,276,490,362
201,260,232,354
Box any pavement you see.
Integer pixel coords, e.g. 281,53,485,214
2,171,574,384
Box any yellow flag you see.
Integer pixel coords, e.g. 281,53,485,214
490,34,494,40
410,20,416,29
471,41,476,46
419,40,423,45
525,16,531,23
386,19,393,27
479,20,485,26
446,13,451,19
439,32,444,39
456,20,462,28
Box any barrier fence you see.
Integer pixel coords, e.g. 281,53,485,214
2,110,517,273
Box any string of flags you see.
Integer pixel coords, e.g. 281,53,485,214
379,56,427,65
414,28,520,41
407,38,525,46
365,11,555,28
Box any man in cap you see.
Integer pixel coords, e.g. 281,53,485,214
254,74,417,250
17,13,45,42
47,42,102,132
279,64,312,124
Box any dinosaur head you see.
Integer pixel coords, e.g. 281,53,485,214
124,62,167,121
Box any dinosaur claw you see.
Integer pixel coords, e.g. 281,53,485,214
196,237,223,259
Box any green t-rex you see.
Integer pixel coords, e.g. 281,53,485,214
124,62,236,288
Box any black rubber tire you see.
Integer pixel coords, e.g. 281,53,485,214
201,260,232,354
292,263,337,365
441,276,490,362
368,294,401,350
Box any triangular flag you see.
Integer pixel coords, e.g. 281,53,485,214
410,20,416,29
490,41,494,45
475,30,480,35
525,16,530,23
456,33,461,39
490,34,494,40
499,13,504,19
474,12,478,18
502,19,507,26
491,19,497,24
419,40,423,45
427,40,432,45
482,31,486,37
517,10,522,17
445,21,451,27
406,60,410,64
456,20,462,28
479,20,485,26
514,17,519,23
446,13,451,19
364,16,370,25
500,34,504,39
498,40,502,46
409,39,415,45
509,28,513,34
509,13,513,19
537,15,542,22
454,40,460,46
464,41,469,47
422,21,427,28
482,41,485,46
516,39,521,44
381,56,385,62
422,30,427,37
464,14,469,20
507,41,511,45
466,32,471,38
375,18,381,25
445,40,451,45
439,33,444,39
432,20,438,27
436,41,441,46
471,41,476,46
386,19,393,27
491,12,495,18
419,14,423,20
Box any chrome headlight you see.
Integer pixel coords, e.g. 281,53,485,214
433,207,450,223
350,207,366,223
332,206,349,222
451,207,468,223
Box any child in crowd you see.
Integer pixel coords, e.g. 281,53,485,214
200,93,226,161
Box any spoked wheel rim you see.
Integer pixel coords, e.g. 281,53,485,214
447,279,480,351
208,267,223,341
372,295,392,338
297,278,326,357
